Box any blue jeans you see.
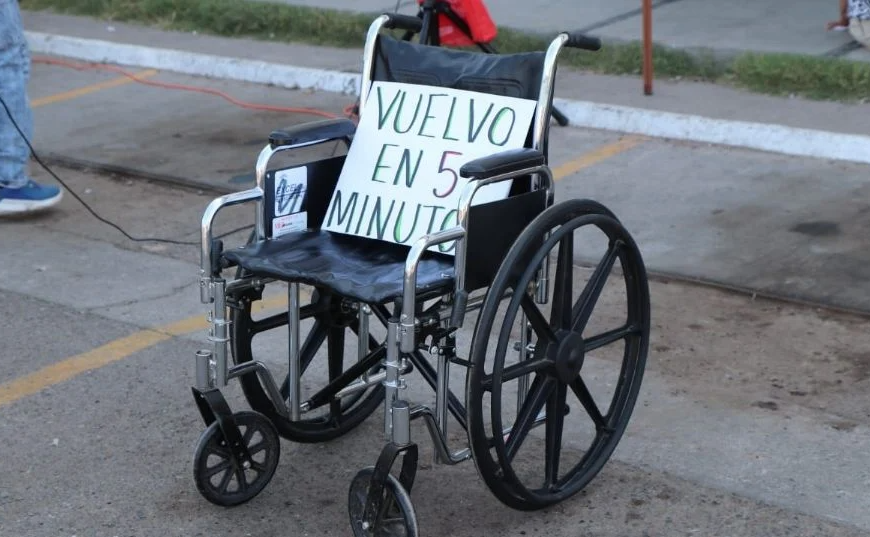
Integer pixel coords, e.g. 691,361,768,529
0,0,32,189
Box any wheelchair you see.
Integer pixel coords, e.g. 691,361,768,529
190,12,651,535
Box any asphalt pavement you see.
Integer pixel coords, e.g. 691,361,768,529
20,53,870,314
1,164,869,536
1,9,870,537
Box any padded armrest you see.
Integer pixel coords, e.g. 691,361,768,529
269,118,356,149
459,148,545,180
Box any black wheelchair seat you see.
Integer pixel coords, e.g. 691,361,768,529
223,230,455,304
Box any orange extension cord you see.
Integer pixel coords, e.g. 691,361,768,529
31,55,360,122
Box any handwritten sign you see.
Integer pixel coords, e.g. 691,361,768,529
322,81,537,254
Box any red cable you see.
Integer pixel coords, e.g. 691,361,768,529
32,55,354,120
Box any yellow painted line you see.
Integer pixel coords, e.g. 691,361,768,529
552,135,647,181
160,293,288,337
0,292,291,408
30,69,159,108
0,330,170,408
0,135,642,408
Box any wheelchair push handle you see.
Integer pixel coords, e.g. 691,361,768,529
564,32,602,51
384,13,424,33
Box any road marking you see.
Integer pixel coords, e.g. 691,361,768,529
0,293,289,408
0,330,170,408
0,136,640,409
552,135,647,180
30,69,159,108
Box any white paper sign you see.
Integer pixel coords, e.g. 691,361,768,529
322,81,537,255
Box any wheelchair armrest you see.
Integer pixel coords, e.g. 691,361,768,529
459,148,545,180
269,118,356,149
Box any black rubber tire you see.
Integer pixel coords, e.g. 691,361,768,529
193,411,280,507
466,198,650,511
230,289,385,443
348,467,419,537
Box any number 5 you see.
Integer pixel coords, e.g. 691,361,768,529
433,151,463,198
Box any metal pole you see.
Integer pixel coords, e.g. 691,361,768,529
288,283,301,421
642,0,653,95
384,320,401,440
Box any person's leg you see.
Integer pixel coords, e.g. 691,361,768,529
0,0,61,215
0,0,32,189
848,17,870,50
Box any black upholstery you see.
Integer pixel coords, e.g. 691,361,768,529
223,230,454,304
269,118,356,149
373,36,545,101
460,148,545,179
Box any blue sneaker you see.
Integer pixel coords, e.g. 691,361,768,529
0,180,62,215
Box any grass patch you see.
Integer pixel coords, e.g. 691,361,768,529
730,52,870,101
20,0,870,102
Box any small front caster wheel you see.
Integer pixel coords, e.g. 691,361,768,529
193,410,280,507
348,467,418,537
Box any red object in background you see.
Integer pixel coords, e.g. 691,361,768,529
418,0,498,46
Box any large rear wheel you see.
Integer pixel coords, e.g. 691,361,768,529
467,199,650,510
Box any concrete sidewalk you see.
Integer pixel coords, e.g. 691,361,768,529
267,0,870,62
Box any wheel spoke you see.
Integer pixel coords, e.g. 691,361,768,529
217,464,234,494
204,459,232,479
208,444,232,460
250,311,289,335
550,236,574,330
236,467,249,492
241,425,254,445
570,376,607,431
249,461,268,474
327,325,346,423
376,493,399,528
584,323,639,352
521,294,557,343
544,383,568,488
300,318,330,374
279,318,329,399
506,375,555,462
247,441,266,456
571,241,622,335
481,357,550,390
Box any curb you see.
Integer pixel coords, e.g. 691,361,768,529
26,31,870,166
26,32,360,96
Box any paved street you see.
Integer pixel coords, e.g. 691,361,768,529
0,54,869,536
2,165,869,536
21,54,870,313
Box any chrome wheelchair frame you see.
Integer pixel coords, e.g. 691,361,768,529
188,13,650,536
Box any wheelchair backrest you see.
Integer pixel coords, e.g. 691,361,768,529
368,35,548,153
262,22,555,293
